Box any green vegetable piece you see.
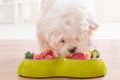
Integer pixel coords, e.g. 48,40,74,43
25,51,33,59
91,49,100,59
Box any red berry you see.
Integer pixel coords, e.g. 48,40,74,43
39,54,45,59
66,54,73,58
42,50,53,56
33,50,57,60
33,54,41,60
45,55,53,59
66,52,89,60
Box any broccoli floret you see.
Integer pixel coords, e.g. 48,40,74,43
25,51,34,59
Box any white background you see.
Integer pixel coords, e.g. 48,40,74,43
0,0,120,40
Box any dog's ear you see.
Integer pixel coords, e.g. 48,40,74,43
87,16,99,35
41,0,56,15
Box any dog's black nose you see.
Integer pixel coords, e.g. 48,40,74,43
68,46,77,53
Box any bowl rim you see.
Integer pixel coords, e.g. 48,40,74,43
23,58,101,61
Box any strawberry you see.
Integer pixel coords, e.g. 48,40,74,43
66,54,73,58
45,55,53,59
33,54,41,60
33,50,57,60
42,50,54,56
66,52,89,60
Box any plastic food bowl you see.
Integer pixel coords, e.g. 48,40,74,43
17,58,107,78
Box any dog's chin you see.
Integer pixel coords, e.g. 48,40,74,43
58,48,89,57
56,50,79,57
57,51,84,57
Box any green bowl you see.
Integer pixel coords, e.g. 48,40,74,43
17,58,107,78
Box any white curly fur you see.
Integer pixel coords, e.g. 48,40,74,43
37,0,99,57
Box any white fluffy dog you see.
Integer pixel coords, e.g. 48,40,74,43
37,0,99,57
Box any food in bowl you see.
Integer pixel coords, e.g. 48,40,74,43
18,49,106,78
25,49,100,60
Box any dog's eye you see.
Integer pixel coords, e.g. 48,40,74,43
61,39,65,43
